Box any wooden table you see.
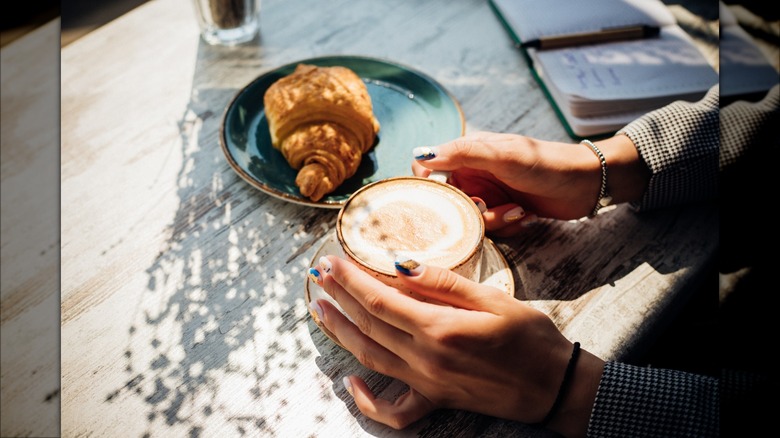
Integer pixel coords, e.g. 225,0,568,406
1,18,61,438
6,0,720,436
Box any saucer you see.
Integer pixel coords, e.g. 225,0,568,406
305,232,515,347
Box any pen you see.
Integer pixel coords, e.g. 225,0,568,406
521,24,660,50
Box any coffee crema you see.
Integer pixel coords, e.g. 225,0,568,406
338,177,483,274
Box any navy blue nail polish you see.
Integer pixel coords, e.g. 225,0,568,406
395,258,422,276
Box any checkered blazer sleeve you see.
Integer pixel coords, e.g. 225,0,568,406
587,362,718,437
617,85,719,211
720,83,779,173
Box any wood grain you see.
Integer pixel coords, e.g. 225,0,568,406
1,0,723,436
1,18,61,438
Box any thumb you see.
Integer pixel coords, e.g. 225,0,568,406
343,375,436,430
393,258,507,311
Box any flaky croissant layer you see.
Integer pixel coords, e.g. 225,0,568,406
264,64,380,201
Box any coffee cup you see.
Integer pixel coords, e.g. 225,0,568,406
336,175,485,294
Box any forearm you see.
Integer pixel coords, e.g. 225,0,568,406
617,85,720,211
587,362,718,437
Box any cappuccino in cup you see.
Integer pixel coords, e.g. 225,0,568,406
337,176,485,289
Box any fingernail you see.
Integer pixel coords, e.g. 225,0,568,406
522,213,539,227
307,267,322,286
309,300,324,323
318,256,332,273
395,258,423,276
342,376,354,396
412,146,436,161
503,206,526,223
472,197,487,214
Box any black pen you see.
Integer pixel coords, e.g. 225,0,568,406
521,24,661,50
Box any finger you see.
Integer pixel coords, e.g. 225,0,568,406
312,299,410,379
394,260,507,311
490,212,540,238
411,139,504,173
319,270,414,354
482,203,532,232
318,255,436,335
343,375,436,430
450,170,516,206
411,159,433,178
414,162,507,207
470,196,487,214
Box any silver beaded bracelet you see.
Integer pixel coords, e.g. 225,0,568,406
581,139,612,217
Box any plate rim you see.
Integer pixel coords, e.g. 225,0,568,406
219,54,466,209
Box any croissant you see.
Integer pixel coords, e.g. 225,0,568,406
263,64,380,201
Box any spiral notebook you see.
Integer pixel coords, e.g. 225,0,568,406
489,0,719,139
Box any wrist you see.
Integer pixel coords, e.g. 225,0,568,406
580,140,610,217
592,135,650,205
545,349,605,438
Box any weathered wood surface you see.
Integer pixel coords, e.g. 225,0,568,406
1,18,61,438
59,0,719,436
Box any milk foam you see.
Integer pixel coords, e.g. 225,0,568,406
341,181,480,273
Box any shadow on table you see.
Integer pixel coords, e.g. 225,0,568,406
102,35,339,437
308,319,560,438
98,3,725,434
105,35,594,438
500,201,717,303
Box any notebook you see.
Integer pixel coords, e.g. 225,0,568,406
489,0,719,139
719,2,778,106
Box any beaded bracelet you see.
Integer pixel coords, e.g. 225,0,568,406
538,342,581,427
581,139,612,217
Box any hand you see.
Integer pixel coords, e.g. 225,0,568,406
412,131,650,236
308,255,604,437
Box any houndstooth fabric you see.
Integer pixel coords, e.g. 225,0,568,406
720,84,779,172
617,85,719,211
584,77,777,438
587,362,718,438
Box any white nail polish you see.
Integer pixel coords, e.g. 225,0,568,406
342,376,354,396
308,300,324,322
503,206,526,223
319,256,332,273
521,214,540,227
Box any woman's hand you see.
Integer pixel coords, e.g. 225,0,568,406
308,255,605,437
411,131,650,236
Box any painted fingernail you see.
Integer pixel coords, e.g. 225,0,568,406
318,256,332,273
412,146,436,161
522,213,539,227
309,300,324,322
472,197,487,214
395,258,423,276
503,206,526,223
342,376,354,397
307,267,322,286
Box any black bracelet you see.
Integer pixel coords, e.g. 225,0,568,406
538,342,581,427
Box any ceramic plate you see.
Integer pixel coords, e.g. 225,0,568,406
220,55,465,208
305,232,515,348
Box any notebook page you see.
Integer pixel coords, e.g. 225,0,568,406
491,0,676,42
531,26,718,102
720,11,778,98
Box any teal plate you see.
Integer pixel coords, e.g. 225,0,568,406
220,55,465,209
